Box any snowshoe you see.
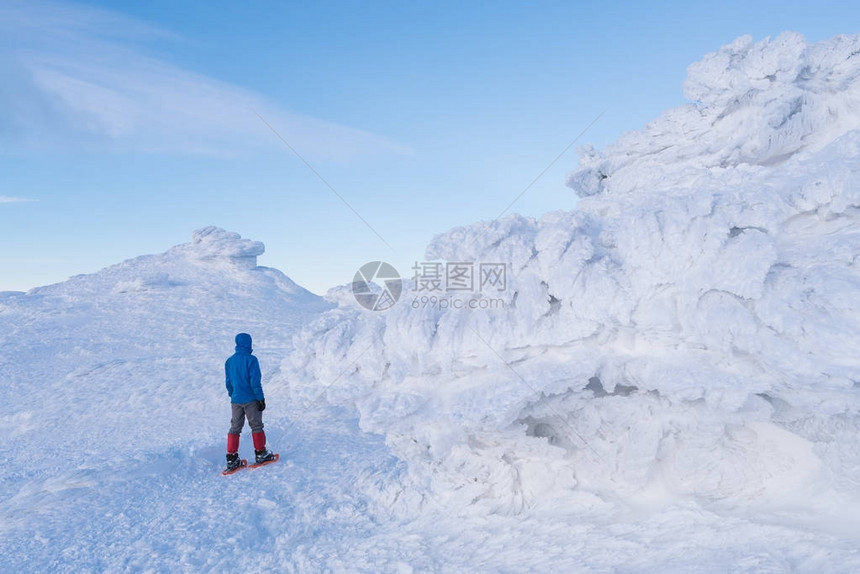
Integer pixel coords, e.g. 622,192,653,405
254,449,277,465
222,453,247,475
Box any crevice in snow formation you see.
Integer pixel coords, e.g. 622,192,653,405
284,31,860,560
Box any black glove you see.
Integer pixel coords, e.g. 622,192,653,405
257,399,266,412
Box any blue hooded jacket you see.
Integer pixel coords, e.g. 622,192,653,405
225,333,264,404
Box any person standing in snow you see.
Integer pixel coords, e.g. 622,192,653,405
224,333,276,472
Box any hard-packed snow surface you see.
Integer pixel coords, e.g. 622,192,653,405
2,32,860,572
0,227,356,571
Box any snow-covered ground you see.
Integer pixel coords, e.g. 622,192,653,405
3,32,860,572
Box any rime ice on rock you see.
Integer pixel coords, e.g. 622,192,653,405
569,32,860,198
284,32,860,519
180,226,266,269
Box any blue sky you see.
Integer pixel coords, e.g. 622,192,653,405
1,0,858,294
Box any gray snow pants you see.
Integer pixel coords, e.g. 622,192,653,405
228,401,264,435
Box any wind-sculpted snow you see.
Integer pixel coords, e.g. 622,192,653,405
285,32,860,567
571,32,860,198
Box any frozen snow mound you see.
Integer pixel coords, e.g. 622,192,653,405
0,224,328,350
28,226,308,299
285,33,860,521
569,32,860,197
176,226,265,267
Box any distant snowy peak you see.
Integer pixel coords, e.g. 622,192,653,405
1,227,328,362
25,227,314,303
569,32,860,197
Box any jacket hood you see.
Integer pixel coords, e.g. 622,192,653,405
235,333,253,353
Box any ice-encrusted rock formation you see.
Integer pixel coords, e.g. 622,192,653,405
285,32,860,520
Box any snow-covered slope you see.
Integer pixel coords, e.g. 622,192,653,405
1,226,328,454
284,32,860,569
0,227,355,571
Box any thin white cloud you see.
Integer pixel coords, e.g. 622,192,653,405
0,196,36,204
0,1,408,161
